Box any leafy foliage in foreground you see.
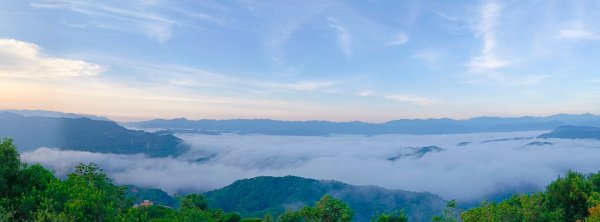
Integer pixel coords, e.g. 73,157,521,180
1,137,359,222
0,137,228,221
456,171,600,222
277,195,353,222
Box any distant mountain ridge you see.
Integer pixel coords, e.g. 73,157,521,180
2,109,111,121
203,175,446,222
127,113,600,136
0,112,188,156
538,125,600,140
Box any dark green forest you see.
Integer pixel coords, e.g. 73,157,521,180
1,137,599,221
203,175,445,221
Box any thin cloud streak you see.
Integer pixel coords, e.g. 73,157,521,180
330,22,353,56
30,0,178,42
385,94,436,106
558,23,599,40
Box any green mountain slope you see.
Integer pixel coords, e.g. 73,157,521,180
0,112,188,157
204,176,446,222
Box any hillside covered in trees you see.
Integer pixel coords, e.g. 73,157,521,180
204,176,445,222
0,112,188,157
2,137,600,221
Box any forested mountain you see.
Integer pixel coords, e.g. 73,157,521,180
0,112,188,157
204,176,446,222
128,113,600,136
539,125,600,140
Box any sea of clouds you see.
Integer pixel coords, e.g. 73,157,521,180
21,131,600,203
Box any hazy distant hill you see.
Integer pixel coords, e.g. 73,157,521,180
127,113,600,136
204,176,446,222
2,109,111,121
538,125,600,140
0,112,188,156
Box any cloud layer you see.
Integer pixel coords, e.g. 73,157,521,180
21,131,600,202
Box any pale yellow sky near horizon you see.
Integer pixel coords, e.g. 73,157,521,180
1,38,597,122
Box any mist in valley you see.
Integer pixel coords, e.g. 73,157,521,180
21,131,600,203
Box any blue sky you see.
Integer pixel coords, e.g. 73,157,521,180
1,0,600,121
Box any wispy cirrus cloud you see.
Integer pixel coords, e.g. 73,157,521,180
329,21,353,56
463,74,548,87
0,39,105,79
138,62,338,93
467,1,509,74
247,0,333,64
30,0,176,42
30,0,232,43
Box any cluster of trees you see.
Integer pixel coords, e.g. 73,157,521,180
276,195,408,222
431,172,600,222
0,138,404,222
0,138,227,221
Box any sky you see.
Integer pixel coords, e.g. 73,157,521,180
1,0,600,122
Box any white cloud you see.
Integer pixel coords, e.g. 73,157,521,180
558,24,599,40
388,33,408,46
385,94,435,106
467,1,510,73
0,39,105,79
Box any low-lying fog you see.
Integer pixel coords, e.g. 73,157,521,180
21,131,600,203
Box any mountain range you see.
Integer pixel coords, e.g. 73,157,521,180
127,113,600,136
